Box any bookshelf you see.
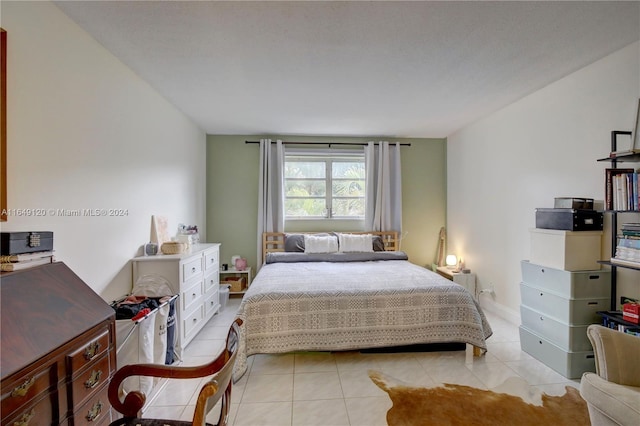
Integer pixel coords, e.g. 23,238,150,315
597,130,640,311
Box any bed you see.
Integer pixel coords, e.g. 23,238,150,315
233,231,492,379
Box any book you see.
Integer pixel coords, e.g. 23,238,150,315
605,168,634,210
610,257,640,268
0,256,53,272
0,250,54,263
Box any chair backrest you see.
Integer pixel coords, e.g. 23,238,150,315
586,324,640,387
192,320,240,426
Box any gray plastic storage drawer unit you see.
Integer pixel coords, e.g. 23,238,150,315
520,305,592,351
519,283,610,325
519,326,595,379
520,261,610,299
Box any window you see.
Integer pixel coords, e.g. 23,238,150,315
284,151,365,219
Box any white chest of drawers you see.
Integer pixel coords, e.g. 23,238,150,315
132,244,221,354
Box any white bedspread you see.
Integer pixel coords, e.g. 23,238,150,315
234,260,492,379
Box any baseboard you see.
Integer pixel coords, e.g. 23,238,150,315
478,295,520,326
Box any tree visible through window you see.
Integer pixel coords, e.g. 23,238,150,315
284,153,365,219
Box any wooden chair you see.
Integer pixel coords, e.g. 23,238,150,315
108,318,241,426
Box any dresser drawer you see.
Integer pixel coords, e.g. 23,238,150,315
182,257,203,283
204,287,220,318
204,249,219,272
1,363,58,421
3,391,56,426
69,354,111,409
73,382,111,426
204,271,219,294
182,278,203,313
68,329,110,373
182,305,205,341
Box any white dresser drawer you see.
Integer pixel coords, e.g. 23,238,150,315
520,282,609,324
204,272,219,294
181,278,203,313
204,249,219,272
182,305,204,341
204,287,220,318
520,305,593,351
182,257,203,283
520,261,610,299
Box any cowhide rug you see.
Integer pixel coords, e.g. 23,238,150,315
368,370,590,426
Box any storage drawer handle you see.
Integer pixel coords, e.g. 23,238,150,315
11,377,35,397
192,267,196,273
588,275,600,280
85,401,103,422
193,318,197,323
13,409,34,426
84,341,101,361
84,369,103,389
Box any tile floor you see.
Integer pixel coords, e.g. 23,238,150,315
142,297,580,425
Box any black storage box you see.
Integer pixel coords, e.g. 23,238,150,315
535,209,603,231
1,232,54,255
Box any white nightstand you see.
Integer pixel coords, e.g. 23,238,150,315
435,266,477,299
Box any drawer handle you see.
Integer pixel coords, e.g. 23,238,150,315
539,293,544,297
192,267,196,273
11,377,35,397
86,401,103,422
540,317,544,321
192,293,197,297
193,318,198,322
13,409,34,426
84,369,103,389
84,341,101,361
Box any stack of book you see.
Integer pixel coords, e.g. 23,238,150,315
0,251,54,272
611,223,640,268
605,168,640,211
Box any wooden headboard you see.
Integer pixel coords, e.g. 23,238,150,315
262,231,399,264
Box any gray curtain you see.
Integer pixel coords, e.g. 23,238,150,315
365,141,402,232
257,139,285,267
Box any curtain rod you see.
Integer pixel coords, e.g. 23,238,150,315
245,140,411,146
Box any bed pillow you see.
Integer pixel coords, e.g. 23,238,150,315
338,233,374,253
284,234,306,252
304,234,339,254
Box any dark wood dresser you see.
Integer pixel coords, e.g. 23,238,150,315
1,262,116,425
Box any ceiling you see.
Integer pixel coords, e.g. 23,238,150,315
53,1,640,138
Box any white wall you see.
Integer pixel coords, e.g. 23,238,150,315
447,42,640,322
1,1,207,302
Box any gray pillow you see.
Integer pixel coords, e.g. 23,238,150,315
373,235,385,251
284,234,305,252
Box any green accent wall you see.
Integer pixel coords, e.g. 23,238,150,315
206,135,446,272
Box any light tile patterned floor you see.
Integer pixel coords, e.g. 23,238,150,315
142,297,580,425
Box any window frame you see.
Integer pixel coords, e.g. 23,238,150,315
284,149,365,221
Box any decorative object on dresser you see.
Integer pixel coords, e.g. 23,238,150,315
131,243,221,354
1,262,116,425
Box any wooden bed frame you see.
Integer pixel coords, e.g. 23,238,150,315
262,231,399,264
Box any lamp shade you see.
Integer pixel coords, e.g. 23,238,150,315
445,254,457,267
